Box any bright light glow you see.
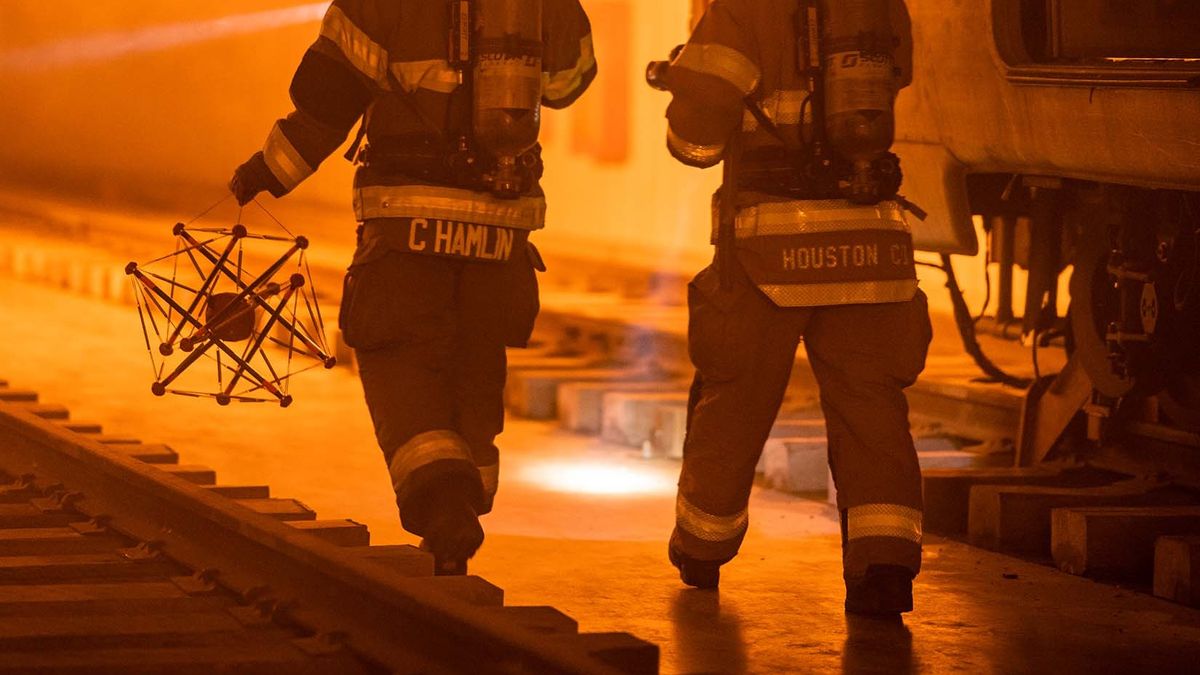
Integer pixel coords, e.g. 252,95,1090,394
520,461,676,497
0,3,330,72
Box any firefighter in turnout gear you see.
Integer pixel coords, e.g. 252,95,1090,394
661,0,929,615
230,0,596,575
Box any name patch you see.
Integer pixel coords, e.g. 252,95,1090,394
395,218,525,262
737,229,917,286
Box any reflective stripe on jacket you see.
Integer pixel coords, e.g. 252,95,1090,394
260,0,596,229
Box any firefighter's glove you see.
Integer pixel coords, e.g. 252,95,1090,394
229,153,285,206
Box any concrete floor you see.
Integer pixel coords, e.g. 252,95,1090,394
3,275,1200,674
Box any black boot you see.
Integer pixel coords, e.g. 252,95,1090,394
669,545,722,590
417,487,484,576
845,565,914,616
419,537,476,576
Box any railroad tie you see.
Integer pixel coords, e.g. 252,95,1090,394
921,466,1117,536
0,389,38,403
1053,506,1200,582
1154,536,1200,608
55,421,104,434
970,481,1195,557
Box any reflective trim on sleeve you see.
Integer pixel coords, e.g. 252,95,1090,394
673,42,761,95
668,126,725,166
392,59,461,94
388,430,474,495
845,504,924,543
757,279,919,307
731,200,910,238
320,5,390,88
543,34,596,102
676,495,749,543
743,89,813,131
262,122,315,192
478,463,500,501
355,185,547,230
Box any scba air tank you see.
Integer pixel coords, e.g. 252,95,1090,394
473,0,543,198
820,0,898,203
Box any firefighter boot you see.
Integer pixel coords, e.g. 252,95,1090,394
844,565,915,616
418,487,485,576
669,544,722,590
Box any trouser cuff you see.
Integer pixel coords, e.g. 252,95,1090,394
671,494,749,563
841,504,924,579
478,462,499,515
390,431,484,534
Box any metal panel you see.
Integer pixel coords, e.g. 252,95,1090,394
894,141,979,255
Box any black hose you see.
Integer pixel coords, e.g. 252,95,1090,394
975,239,992,324
938,254,1033,389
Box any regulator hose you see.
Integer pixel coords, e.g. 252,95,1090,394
938,253,1033,389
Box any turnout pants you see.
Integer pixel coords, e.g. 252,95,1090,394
672,263,932,580
339,221,540,537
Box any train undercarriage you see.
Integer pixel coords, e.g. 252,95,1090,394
965,176,1200,480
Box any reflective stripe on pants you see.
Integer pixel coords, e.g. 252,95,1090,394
387,430,474,496
479,462,500,513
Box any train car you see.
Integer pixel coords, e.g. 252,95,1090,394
894,0,1200,469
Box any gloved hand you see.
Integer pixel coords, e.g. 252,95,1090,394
229,152,282,206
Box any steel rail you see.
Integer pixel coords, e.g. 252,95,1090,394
0,402,653,674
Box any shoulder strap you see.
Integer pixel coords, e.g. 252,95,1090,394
741,1,820,154
343,102,374,162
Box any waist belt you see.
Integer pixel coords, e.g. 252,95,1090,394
721,199,919,307
355,185,547,230
737,152,839,200
361,142,545,196
361,145,487,192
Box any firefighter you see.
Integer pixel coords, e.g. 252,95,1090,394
229,0,596,575
661,0,929,616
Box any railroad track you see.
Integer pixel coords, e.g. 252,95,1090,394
0,385,658,674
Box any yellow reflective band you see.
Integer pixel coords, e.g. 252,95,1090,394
673,42,761,95
388,430,474,494
676,495,749,543
320,5,390,88
262,122,314,192
392,59,461,94
845,504,923,543
743,89,813,130
668,126,725,166
355,185,547,230
543,34,596,102
757,279,920,307
478,463,500,499
731,199,910,238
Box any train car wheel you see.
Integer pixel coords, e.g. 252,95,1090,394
1069,232,1135,398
